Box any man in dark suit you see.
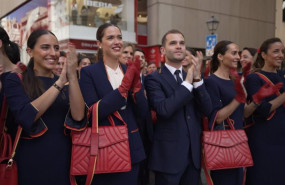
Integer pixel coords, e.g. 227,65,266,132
144,29,212,185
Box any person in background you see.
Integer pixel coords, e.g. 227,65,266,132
146,62,157,74
133,48,153,185
134,48,147,84
53,50,66,76
181,49,194,72
77,54,91,78
71,0,78,25
145,29,212,185
119,42,134,65
240,47,257,69
79,23,148,185
3,29,86,185
0,26,23,137
245,37,285,185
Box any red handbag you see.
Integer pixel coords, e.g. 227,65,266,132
70,101,131,185
202,118,253,170
0,96,22,185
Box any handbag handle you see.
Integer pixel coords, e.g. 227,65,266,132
210,111,235,131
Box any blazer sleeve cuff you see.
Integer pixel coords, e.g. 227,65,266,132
64,105,88,131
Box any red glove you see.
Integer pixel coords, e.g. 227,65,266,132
242,62,251,80
230,68,246,103
16,62,27,72
252,82,283,105
151,110,157,124
118,61,136,98
131,56,142,94
204,60,211,79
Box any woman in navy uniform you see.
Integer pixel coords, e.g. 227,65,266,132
205,40,245,185
4,29,86,185
79,23,148,185
245,38,285,185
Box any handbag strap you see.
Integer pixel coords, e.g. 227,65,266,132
8,73,23,164
255,72,281,120
255,72,282,96
84,101,100,185
84,101,128,185
210,111,235,131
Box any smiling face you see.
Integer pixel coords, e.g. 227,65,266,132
218,43,240,69
161,33,186,64
262,42,284,69
181,50,192,68
53,56,65,75
240,49,254,68
27,33,60,74
97,26,123,60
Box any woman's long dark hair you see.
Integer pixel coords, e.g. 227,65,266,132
0,26,20,64
22,29,57,99
210,40,233,73
253,37,282,71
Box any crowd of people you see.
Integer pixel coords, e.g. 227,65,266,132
1,23,285,185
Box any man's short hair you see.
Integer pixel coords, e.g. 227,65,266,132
134,48,145,56
161,29,185,47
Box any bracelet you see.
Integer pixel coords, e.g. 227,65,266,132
53,83,62,91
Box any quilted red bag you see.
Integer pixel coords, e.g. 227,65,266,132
0,96,22,185
70,101,131,185
202,118,253,170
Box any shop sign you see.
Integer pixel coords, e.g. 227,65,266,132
84,0,113,8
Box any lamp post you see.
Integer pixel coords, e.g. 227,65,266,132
206,16,219,35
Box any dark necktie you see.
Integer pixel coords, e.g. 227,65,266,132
174,70,182,84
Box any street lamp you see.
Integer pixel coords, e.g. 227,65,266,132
206,16,219,35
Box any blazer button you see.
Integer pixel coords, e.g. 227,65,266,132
187,116,191,119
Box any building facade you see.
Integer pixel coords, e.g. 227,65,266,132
1,0,284,65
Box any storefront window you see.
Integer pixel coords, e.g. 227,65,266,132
1,0,135,62
68,0,131,31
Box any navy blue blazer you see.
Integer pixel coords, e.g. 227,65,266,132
144,66,212,173
79,60,147,164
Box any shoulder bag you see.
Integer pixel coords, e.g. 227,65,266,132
201,116,253,185
70,100,131,185
0,89,22,185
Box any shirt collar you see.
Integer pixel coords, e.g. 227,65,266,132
165,63,183,76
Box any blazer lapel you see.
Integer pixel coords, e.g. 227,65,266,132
160,66,179,90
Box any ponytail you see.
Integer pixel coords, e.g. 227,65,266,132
22,59,44,99
4,41,20,64
96,48,103,62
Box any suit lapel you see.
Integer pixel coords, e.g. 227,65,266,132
160,66,179,90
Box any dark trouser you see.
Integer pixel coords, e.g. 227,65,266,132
76,163,140,185
154,161,200,185
211,168,243,185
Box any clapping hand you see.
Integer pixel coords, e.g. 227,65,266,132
230,68,247,103
66,43,78,81
252,82,283,105
191,51,203,79
118,56,138,98
131,56,142,94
